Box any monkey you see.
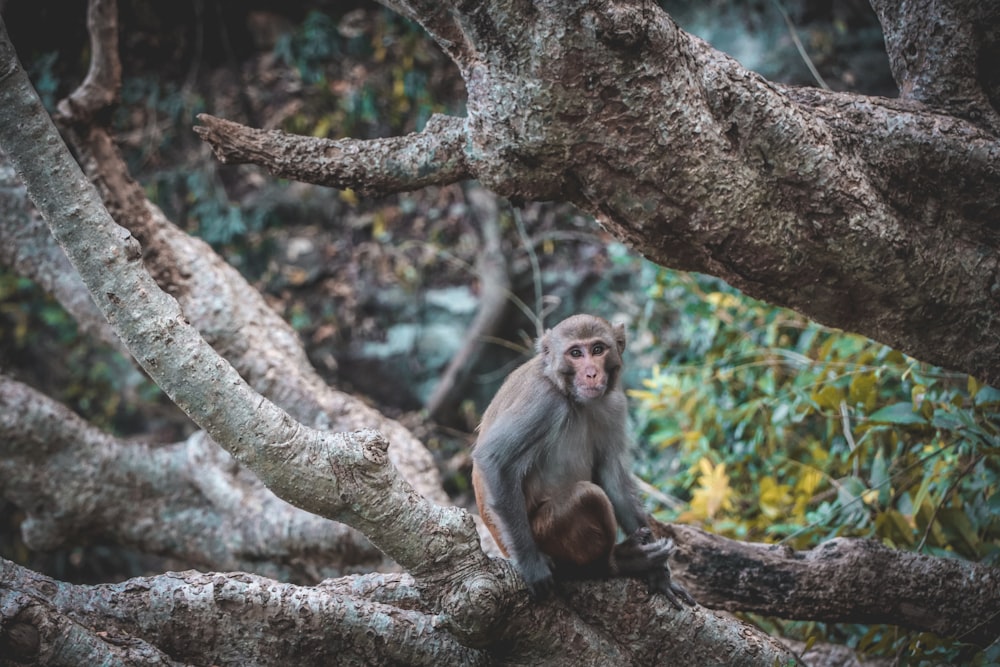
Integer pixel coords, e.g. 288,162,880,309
471,314,695,608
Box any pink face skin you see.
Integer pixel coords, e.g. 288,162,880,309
565,339,611,402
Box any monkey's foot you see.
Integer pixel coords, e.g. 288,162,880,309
647,569,697,609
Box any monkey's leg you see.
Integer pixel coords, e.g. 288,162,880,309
530,481,617,567
471,464,510,557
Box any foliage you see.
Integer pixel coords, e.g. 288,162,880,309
277,9,451,139
0,272,174,435
24,51,61,111
631,268,1000,660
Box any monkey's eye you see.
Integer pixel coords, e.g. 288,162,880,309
592,343,605,355
568,347,583,358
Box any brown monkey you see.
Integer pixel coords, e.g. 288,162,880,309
472,314,695,607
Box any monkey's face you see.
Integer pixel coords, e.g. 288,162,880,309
563,339,618,402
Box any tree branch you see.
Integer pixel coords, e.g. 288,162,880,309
194,113,472,196
664,524,1000,646
0,578,178,666
447,2,1000,385
55,0,121,123
1,558,483,666
0,376,388,580
425,185,511,422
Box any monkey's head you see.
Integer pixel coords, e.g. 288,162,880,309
538,314,626,403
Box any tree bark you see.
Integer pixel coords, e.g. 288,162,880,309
662,523,1000,646
198,0,1000,387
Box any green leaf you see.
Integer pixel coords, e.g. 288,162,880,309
871,448,891,505
868,402,926,425
974,385,1000,406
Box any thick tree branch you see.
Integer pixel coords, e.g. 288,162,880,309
0,376,388,580
0,579,178,666
445,2,1000,385
1,559,483,666
194,112,472,196
663,524,1000,646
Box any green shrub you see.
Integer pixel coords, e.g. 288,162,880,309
631,268,999,660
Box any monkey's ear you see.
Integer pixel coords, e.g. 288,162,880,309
536,329,552,356
613,322,626,354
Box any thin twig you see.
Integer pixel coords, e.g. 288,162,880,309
771,0,830,90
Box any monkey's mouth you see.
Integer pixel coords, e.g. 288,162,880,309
576,384,606,400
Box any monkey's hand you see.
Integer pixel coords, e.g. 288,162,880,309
611,528,697,609
610,527,672,572
516,552,556,600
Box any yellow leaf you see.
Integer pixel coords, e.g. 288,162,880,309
759,476,792,519
812,385,843,411
795,467,823,496
968,376,980,397
849,372,878,410
626,389,656,402
372,212,387,240
311,117,331,138
705,292,739,309
688,458,734,520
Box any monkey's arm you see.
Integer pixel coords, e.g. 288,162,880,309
473,410,557,598
595,447,648,535
596,447,697,608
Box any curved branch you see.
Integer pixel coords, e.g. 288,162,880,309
194,113,472,196
663,524,1000,646
0,376,387,580
426,185,510,422
56,0,121,122
375,0,473,64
